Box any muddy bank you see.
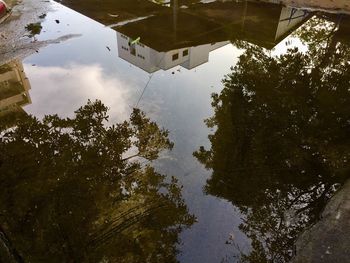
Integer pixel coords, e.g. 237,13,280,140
0,0,79,65
262,0,350,13
293,180,350,263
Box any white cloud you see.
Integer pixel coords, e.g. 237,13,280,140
24,63,135,122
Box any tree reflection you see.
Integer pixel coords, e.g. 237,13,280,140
0,100,195,262
194,16,350,262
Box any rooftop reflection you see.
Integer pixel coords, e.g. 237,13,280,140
57,0,310,72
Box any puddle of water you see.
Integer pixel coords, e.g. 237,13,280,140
0,0,349,262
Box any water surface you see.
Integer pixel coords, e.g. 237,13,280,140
0,0,349,262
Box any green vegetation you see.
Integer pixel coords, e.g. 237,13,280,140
0,100,195,262
195,16,350,262
25,22,42,37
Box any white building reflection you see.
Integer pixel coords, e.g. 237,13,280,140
117,32,229,73
115,3,309,72
56,0,311,72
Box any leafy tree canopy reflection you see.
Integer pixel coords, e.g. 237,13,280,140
0,100,195,263
194,16,350,262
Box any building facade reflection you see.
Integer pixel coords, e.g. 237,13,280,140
0,60,31,126
57,0,311,72
117,32,229,73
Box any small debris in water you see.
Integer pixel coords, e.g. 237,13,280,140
25,23,42,37
335,211,341,219
325,246,332,255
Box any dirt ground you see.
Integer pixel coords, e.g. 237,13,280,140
0,0,79,65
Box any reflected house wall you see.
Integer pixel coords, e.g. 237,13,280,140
117,32,229,73
0,60,31,119
275,7,309,41
181,41,228,69
117,33,161,73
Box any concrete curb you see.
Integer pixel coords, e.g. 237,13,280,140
293,180,350,263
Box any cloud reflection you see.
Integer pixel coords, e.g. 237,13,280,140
24,63,134,122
